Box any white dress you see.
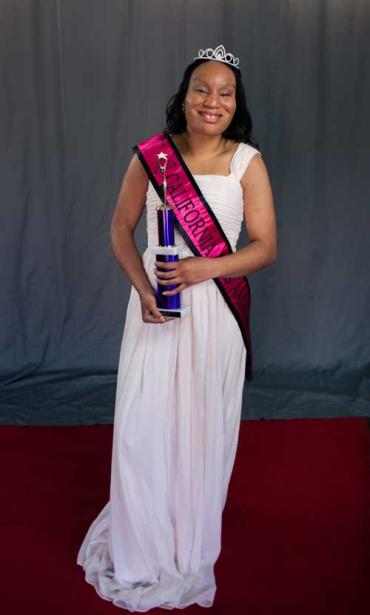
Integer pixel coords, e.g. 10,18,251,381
77,142,261,611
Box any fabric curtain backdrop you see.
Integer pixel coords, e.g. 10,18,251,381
0,0,369,424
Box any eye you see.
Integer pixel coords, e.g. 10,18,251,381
220,92,232,97
195,87,207,93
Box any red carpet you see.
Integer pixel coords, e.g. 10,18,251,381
0,417,368,615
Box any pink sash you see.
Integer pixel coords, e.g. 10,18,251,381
133,130,254,381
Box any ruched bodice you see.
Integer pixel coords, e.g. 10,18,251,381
145,142,261,252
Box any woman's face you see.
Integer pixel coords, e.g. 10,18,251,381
183,61,237,137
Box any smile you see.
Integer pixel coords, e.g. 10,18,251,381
199,111,222,123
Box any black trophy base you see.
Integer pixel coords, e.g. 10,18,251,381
158,306,190,318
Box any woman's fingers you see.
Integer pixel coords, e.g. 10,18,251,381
142,311,174,323
155,260,180,269
142,307,164,323
153,257,194,295
143,313,164,323
140,293,165,324
139,290,176,323
156,271,178,280
156,277,181,286
155,264,180,286
155,261,183,286
162,283,187,296
141,302,175,323
155,266,178,278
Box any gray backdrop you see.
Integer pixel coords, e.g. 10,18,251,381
1,0,369,424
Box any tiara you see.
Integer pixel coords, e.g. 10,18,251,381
193,45,240,70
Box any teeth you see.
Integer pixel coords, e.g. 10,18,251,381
201,113,220,120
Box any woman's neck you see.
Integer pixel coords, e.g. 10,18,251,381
178,129,227,158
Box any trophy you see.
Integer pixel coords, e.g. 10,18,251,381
151,152,190,318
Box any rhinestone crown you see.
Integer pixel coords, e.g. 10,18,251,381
193,44,240,70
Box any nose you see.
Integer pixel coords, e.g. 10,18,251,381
204,92,220,107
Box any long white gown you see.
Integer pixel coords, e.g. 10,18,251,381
77,142,261,611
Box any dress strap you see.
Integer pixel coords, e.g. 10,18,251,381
230,143,262,181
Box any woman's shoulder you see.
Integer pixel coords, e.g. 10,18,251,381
235,140,261,155
230,141,262,181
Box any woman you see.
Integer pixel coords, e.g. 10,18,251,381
77,45,277,611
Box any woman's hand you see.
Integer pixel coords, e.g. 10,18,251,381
139,289,175,323
154,256,216,296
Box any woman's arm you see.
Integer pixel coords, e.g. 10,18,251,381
110,154,167,323
211,153,277,277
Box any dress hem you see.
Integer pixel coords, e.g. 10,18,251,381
76,559,216,612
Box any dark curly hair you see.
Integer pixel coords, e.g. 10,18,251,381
165,58,259,148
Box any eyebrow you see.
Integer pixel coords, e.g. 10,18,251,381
192,77,236,88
